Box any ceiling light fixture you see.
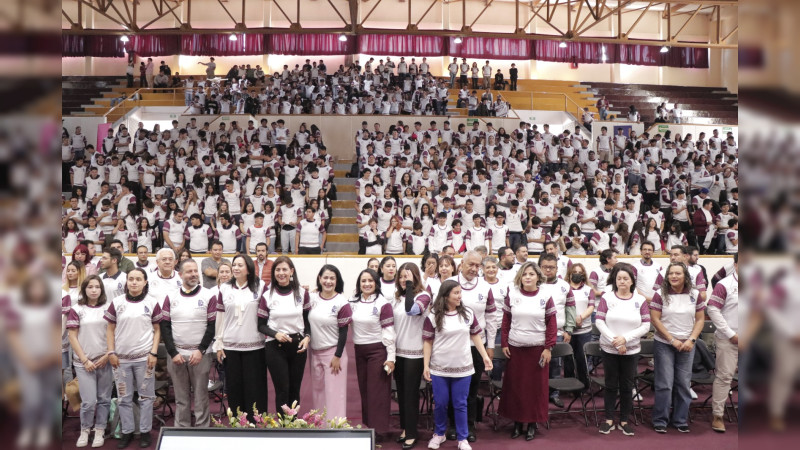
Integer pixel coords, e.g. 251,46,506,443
559,41,567,49
339,35,348,42
454,37,463,44
660,45,669,53
120,35,129,43
229,34,238,41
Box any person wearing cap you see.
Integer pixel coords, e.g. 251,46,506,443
691,188,711,213
692,199,718,254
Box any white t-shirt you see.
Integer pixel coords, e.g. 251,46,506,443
308,293,352,351
502,287,556,347
161,287,217,356
257,287,311,342
650,288,704,344
446,274,498,348
422,307,482,377
392,291,433,359
104,294,162,362
350,294,396,361
66,303,108,366
595,292,650,355
216,281,267,351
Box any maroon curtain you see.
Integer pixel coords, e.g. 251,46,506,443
664,46,709,69
535,39,708,68
357,34,445,56
124,35,181,57
534,40,617,64
269,33,355,55
180,34,266,56
449,37,531,60
63,35,126,58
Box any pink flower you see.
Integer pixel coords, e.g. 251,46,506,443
281,404,298,416
238,416,248,427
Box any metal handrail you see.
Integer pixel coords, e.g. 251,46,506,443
102,87,190,120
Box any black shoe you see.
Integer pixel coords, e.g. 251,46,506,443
402,439,417,449
653,425,667,434
467,427,476,443
551,396,564,408
598,422,615,435
446,428,457,441
139,433,152,448
619,422,635,436
526,424,536,441
511,422,523,439
675,425,690,433
117,433,134,449
396,434,407,443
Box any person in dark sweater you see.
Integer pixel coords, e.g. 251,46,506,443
509,64,519,91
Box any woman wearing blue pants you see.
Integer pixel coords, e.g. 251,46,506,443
423,280,493,450
649,262,706,433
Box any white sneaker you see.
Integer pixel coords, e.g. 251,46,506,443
35,426,51,448
208,380,216,390
91,428,105,448
16,428,33,448
428,434,447,449
76,429,91,447
633,389,642,402
690,388,698,400
457,440,473,450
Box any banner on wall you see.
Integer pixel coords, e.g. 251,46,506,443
96,123,111,154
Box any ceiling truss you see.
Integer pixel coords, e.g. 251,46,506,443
61,0,738,49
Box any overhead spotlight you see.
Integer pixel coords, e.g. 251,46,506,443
454,37,463,44
229,34,238,41
559,41,567,49
660,45,669,53
339,35,348,42
120,35,129,43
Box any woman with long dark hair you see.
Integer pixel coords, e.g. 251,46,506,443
213,255,268,420
378,256,398,300
350,268,396,440
423,280,493,450
650,263,706,433
595,263,650,436
105,268,162,448
67,275,111,448
564,263,595,390
258,256,311,412
308,264,351,420
498,262,557,441
392,263,433,449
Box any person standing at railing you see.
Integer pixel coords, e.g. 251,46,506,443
509,63,518,91
139,62,147,88
198,57,217,80
145,58,154,89
126,60,134,88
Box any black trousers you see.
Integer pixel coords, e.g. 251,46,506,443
394,357,424,439
265,337,307,413
510,79,518,91
298,246,321,255
126,74,134,88
601,351,637,423
224,348,268,420
449,346,485,428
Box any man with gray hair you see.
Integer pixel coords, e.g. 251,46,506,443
444,250,498,442
149,247,182,307
160,259,217,428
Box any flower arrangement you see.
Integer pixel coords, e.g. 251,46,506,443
212,401,357,430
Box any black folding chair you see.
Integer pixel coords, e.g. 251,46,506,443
547,342,589,428
153,343,174,427
583,341,607,427
484,349,507,431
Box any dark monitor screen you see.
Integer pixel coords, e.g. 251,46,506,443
156,427,374,450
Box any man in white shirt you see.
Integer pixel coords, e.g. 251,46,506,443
481,61,492,89
707,254,738,433
150,248,182,307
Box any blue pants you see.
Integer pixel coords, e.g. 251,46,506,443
653,340,695,428
115,361,155,434
74,364,113,430
549,335,565,398
432,375,470,441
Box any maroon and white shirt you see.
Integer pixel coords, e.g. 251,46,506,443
350,294,396,361
257,287,311,343
501,287,556,347
104,294,163,363
595,292,650,355
707,274,738,341
392,291,433,359
216,281,267,351
422,308,482,377
308,292,352,351
66,302,109,367
541,279,575,336
161,287,217,356
650,288,705,344
446,274,498,348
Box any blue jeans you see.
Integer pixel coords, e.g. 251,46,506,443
653,340,695,428
74,364,113,430
566,332,592,389
114,361,155,434
549,335,565,398
449,73,457,87
432,375,470,441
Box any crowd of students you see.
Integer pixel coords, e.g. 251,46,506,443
59,243,739,450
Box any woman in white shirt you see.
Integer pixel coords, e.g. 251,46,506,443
392,263,433,449
105,268,162,448
423,280,493,450
349,268,396,439
66,276,111,448
308,265,352,420
498,262,557,441
257,256,311,412
595,263,650,436
213,255,268,420
649,263,706,433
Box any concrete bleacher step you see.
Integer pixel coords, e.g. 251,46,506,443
326,242,359,252
328,224,358,234
337,191,357,201
332,208,357,218
331,217,356,225
326,234,359,243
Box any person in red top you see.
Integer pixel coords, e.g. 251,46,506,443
253,242,274,287
692,199,718,255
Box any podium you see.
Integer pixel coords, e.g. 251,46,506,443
156,427,374,450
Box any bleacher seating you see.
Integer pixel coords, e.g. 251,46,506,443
586,82,738,126
62,76,127,116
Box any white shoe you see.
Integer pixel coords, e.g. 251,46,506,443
16,428,33,448
648,358,654,367
457,440,473,450
91,428,105,448
35,426,51,448
690,388,698,400
428,434,447,449
633,389,642,402
208,380,216,390
76,429,90,447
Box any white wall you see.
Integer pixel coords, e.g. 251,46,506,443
62,116,107,151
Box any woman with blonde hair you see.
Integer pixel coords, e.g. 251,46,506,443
498,262,557,441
